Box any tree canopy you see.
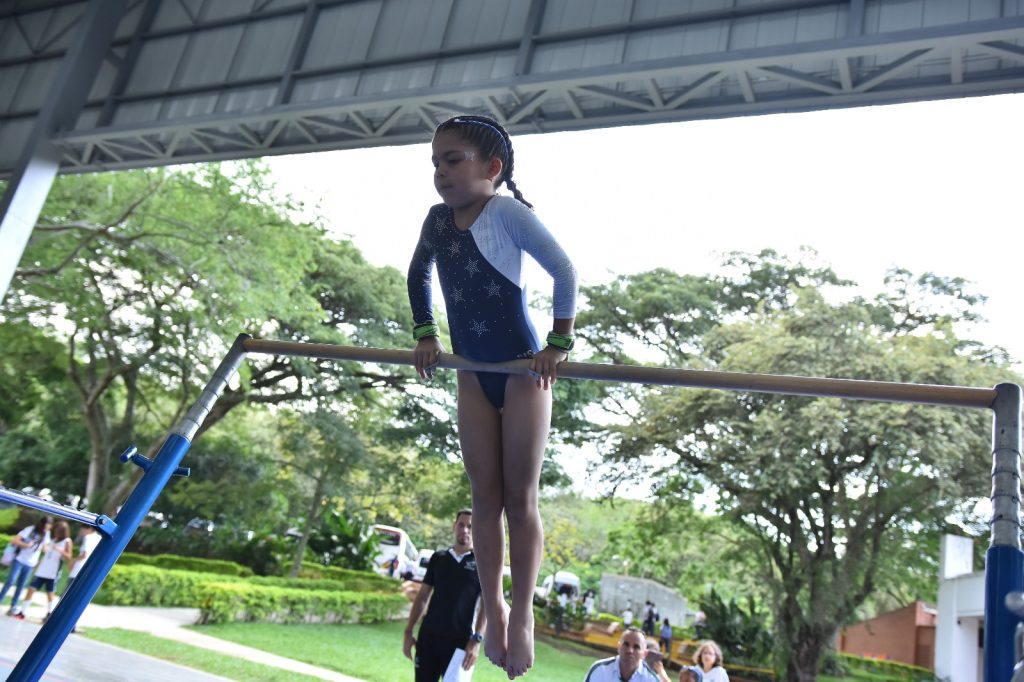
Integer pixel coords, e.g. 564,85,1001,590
574,251,1016,681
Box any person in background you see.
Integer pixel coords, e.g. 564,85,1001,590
1,516,52,616
694,640,730,682
642,600,656,636
65,524,101,593
678,666,705,682
623,604,634,628
64,524,102,633
402,509,486,682
582,589,595,616
12,520,72,621
659,617,673,657
584,627,661,682
646,637,671,682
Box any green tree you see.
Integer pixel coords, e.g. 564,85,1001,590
2,164,436,516
279,408,368,578
577,253,1015,681
3,165,320,509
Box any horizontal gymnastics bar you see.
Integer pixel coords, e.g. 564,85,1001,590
241,338,997,410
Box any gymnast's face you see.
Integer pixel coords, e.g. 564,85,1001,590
431,130,502,210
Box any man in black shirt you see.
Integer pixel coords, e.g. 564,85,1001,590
403,509,486,681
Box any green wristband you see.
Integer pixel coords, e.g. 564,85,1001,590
546,331,575,352
413,323,440,341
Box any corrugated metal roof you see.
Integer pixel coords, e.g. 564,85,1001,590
0,0,1022,175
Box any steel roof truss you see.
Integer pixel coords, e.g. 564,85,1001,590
573,85,656,112
507,89,549,123
1,9,1016,175
980,40,1024,63
290,119,319,144
854,48,933,92
664,72,727,109
303,115,369,138
192,128,260,150
755,65,843,95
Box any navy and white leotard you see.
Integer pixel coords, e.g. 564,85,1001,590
408,195,578,409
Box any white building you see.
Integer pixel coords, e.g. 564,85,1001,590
935,535,985,682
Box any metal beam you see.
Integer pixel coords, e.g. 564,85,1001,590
0,0,128,305
96,0,160,127
514,0,547,76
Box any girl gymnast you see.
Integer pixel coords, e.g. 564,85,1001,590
408,114,577,678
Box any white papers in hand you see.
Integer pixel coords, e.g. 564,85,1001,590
443,648,474,682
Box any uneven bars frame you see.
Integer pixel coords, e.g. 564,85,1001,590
9,334,1021,682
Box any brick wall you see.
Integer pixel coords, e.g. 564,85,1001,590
839,602,937,669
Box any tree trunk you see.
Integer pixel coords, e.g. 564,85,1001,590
83,402,109,506
784,636,825,682
289,474,326,578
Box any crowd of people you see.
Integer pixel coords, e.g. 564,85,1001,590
583,628,729,682
404,508,732,682
7,507,727,682
0,515,101,625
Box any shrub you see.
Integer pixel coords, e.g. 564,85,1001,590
115,552,252,576
837,652,937,681
591,612,621,624
94,563,399,614
0,507,19,532
197,582,407,625
116,553,156,567
297,561,395,592
0,532,12,547
249,575,396,594
94,565,237,607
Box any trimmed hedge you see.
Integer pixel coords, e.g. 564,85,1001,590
0,507,19,531
117,552,253,577
93,563,406,627
197,582,406,625
297,561,395,592
94,565,228,607
249,575,393,594
837,653,935,681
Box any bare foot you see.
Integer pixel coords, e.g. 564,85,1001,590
484,601,510,669
505,607,535,679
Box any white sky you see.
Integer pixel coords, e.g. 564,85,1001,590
264,93,1024,492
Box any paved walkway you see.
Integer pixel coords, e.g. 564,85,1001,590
5,596,367,682
0,616,233,682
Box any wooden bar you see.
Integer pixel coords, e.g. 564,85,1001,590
242,338,997,410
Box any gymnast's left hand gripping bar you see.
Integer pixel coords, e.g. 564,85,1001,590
9,334,251,682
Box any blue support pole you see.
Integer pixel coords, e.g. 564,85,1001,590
7,434,192,682
7,334,250,682
984,383,1024,682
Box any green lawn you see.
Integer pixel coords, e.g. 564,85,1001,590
81,628,324,682
190,620,605,682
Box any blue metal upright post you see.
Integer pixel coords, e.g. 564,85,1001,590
8,334,250,682
984,383,1024,682
8,435,192,681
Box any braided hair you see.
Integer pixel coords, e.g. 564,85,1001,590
435,115,533,209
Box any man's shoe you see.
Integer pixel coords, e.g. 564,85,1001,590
12,612,24,620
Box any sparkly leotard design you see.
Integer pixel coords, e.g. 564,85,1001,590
408,196,577,409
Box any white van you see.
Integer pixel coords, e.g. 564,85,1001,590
372,524,419,579
413,548,435,582
534,571,581,604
